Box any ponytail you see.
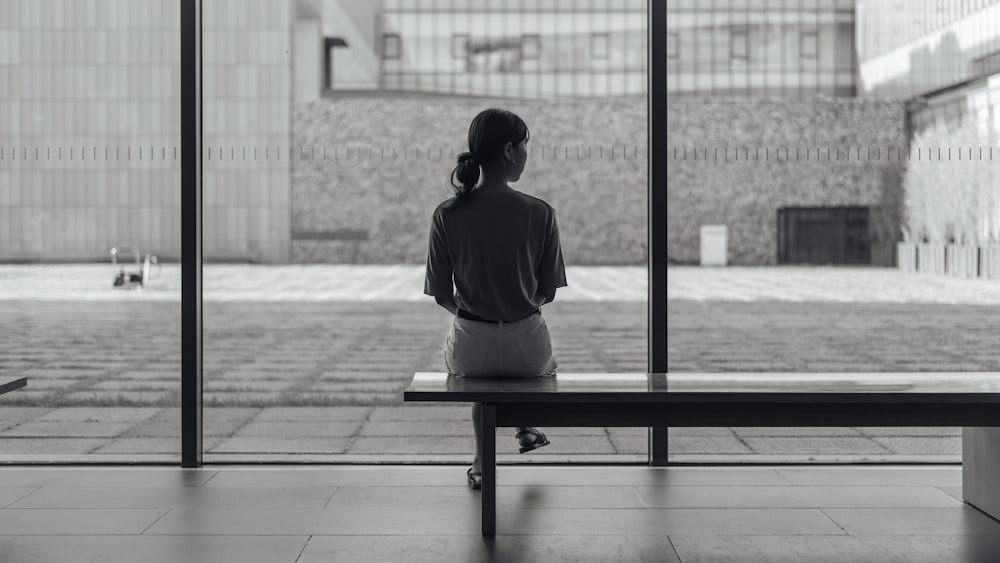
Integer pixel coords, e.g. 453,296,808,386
450,151,480,200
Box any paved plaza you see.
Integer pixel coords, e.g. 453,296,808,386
1,265,998,463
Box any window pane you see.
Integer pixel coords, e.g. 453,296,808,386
0,0,181,463
198,0,648,463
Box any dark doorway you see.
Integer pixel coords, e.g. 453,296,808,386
778,206,870,264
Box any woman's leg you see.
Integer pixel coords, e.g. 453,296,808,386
471,402,482,473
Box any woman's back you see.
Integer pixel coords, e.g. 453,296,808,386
426,188,565,323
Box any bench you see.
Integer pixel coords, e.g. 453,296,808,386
404,371,1000,536
0,377,27,396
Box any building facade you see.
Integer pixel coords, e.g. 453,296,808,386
666,0,857,98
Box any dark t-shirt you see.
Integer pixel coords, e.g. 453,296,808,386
424,188,568,322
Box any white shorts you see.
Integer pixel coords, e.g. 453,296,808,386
443,311,558,378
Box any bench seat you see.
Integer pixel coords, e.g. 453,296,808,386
404,371,1000,535
0,377,27,396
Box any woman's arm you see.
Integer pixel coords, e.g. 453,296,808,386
434,293,458,315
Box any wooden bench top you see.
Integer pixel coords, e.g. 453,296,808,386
0,377,27,396
405,372,1000,404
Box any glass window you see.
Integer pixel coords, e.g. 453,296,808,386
383,33,401,60
451,34,468,60
731,26,748,60
667,32,679,60
521,34,540,60
592,32,609,60
800,31,817,60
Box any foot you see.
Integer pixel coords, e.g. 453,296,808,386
467,466,482,490
515,428,551,454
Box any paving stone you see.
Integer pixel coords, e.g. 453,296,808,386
0,421,136,438
668,436,754,455
252,407,371,422
368,406,469,421
0,438,111,454
234,421,361,438
90,437,225,454
870,437,962,455
30,407,161,423
209,437,352,454
742,437,892,455
733,427,863,437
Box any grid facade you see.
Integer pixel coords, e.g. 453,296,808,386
0,0,292,263
375,0,647,98
666,0,857,98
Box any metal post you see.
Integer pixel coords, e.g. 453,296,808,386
481,403,497,536
180,0,203,468
649,0,668,466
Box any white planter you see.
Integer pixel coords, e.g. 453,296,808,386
946,245,979,278
897,242,917,273
916,244,946,275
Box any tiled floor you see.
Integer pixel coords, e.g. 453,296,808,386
1,464,998,562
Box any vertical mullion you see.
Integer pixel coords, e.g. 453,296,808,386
649,0,668,466
180,0,203,468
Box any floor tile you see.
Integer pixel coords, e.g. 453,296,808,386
144,506,480,535
329,484,645,510
822,507,1000,536
669,535,1000,563
777,467,962,486
939,485,963,502
636,485,961,508
0,487,37,508
8,486,338,509
497,508,845,536
0,468,216,487
0,508,166,534
298,535,677,563
0,535,309,563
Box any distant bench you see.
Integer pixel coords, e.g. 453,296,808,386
404,371,1000,536
0,377,27,397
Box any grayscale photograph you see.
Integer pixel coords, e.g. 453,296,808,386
0,0,999,561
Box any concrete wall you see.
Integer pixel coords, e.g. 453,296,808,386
666,97,907,265
291,94,647,265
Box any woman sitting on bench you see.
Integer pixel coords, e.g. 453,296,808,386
423,108,568,490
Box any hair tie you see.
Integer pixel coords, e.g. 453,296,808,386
458,152,478,165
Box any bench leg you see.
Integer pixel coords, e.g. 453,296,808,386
651,427,668,466
481,403,497,536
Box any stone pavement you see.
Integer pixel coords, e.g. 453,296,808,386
1,265,997,463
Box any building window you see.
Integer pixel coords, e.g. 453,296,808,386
521,34,540,60
452,34,468,60
591,32,609,60
800,32,817,60
383,33,401,60
667,32,678,60
731,27,748,60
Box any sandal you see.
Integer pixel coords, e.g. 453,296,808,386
467,467,482,490
515,429,551,454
